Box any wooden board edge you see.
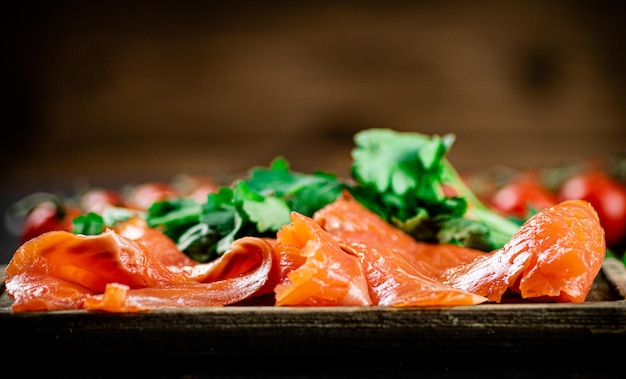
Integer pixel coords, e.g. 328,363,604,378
602,257,626,298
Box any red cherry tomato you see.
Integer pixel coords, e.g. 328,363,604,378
80,188,124,214
186,183,219,204
558,170,626,249
172,174,220,203
124,182,179,210
19,201,81,244
489,174,558,220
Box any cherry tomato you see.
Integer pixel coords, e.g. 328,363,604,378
558,170,626,250
186,183,219,204
124,182,179,210
489,174,558,220
19,200,81,244
172,174,220,203
80,188,124,214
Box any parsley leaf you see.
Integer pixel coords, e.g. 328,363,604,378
146,157,345,262
348,128,519,251
73,212,106,235
73,207,136,235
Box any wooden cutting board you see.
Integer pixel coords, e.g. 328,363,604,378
1,259,626,358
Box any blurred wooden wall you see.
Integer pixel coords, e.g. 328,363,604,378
2,0,626,259
3,0,626,191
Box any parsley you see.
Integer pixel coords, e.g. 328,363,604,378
73,207,136,235
73,212,106,235
348,128,519,250
146,157,346,262
116,128,519,262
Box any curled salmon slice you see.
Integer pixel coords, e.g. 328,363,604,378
313,193,488,307
511,199,605,302
4,228,275,312
114,218,279,295
442,199,606,303
4,229,186,311
5,229,188,293
274,212,372,306
84,237,275,312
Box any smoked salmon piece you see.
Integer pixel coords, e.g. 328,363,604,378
6,272,96,312
512,199,605,302
113,218,198,269
440,242,533,303
339,241,488,307
313,193,488,307
313,191,487,279
6,229,188,294
4,228,275,312
4,229,187,311
84,237,275,312
274,212,372,306
114,218,278,292
441,199,606,303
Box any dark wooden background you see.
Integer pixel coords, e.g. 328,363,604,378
2,0,625,261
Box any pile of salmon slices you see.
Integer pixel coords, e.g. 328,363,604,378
3,192,606,312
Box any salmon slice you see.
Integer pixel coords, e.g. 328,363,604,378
274,212,372,306
511,199,605,302
401,243,489,280
4,229,182,311
4,229,275,312
340,241,488,306
442,199,606,303
114,218,280,296
5,273,96,312
84,237,275,312
114,217,198,269
439,243,533,303
313,192,488,307
5,229,188,294
313,191,486,279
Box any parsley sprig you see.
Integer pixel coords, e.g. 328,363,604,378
348,128,520,251
146,157,346,262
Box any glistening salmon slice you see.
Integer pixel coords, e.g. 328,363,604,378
313,192,488,307
5,273,95,312
339,241,488,307
274,212,372,306
5,229,188,293
4,229,187,311
84,237,275,312
511,199,605,302
313,191,487,279
115,217,279,295
441,199,606,303
4,229,275,312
